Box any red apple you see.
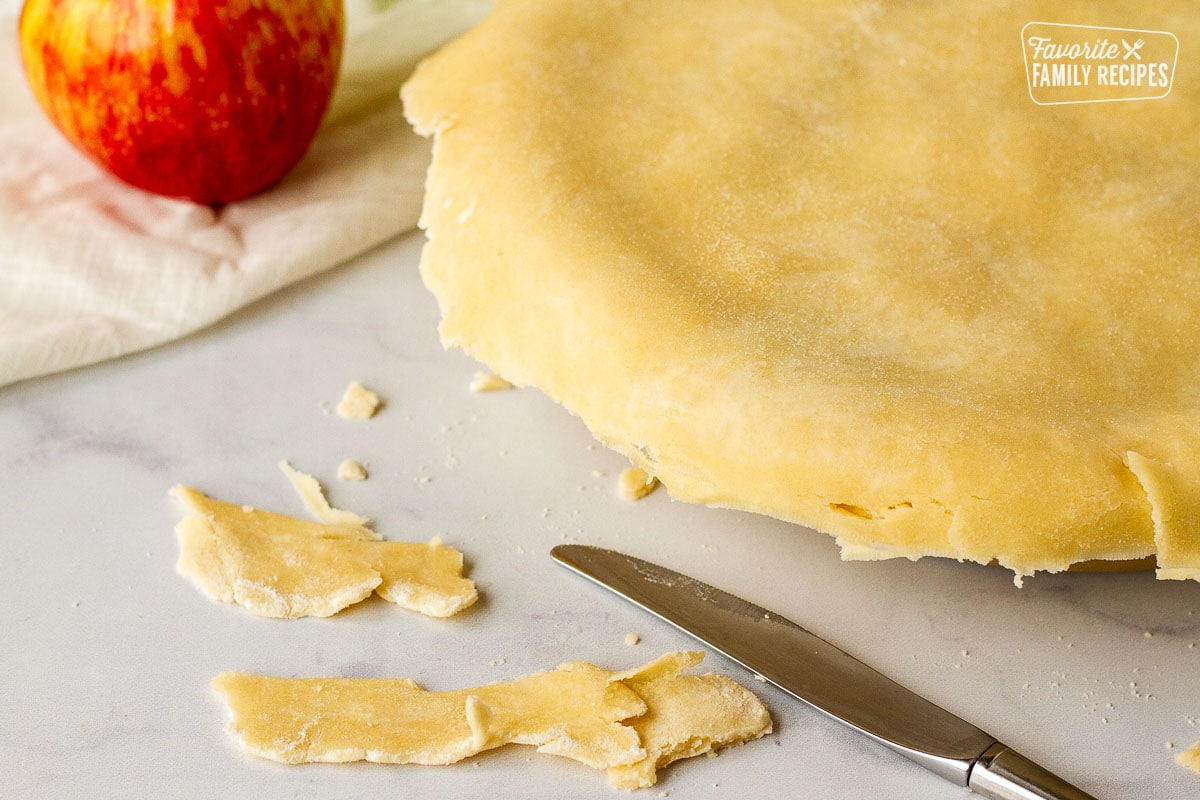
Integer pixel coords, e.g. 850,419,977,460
18,0,345,205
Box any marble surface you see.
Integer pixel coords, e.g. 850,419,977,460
2,229,1199,799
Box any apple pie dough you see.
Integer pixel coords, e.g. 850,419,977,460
469,370,513,392
336,381,381,419
278,460,370,526
337,459,368,481
172,485,477,618
403,0,1200,580
618,468,659,502
212,651,770,788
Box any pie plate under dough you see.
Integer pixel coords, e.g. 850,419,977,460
403,0,1200,581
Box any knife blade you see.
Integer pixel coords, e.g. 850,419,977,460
552,544,1097,800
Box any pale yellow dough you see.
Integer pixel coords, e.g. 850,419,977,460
336,381,381,419
171,485,477,618
618,468,660,502
403,0,1200,580
608,662,772,790
212,651,770,788
337,459,368,481
279,460,369,526
469,370,514,392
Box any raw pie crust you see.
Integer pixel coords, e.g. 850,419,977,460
213,651,771,789
172,485,477,618
403,0,1200,581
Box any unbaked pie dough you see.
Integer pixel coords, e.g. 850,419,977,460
172,485,477,618
336,381,382,419
279,460,370,526
337,459,368,481
618,468,659,502
213,650,770,788
469,370,514,392
403,0,1200,581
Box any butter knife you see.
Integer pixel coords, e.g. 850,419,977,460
552,544,1097,800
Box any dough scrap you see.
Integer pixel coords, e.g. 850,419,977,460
403,0,1200,580
1125,449,1200,582
470,370,514,392
337,459,368,481
171,485,477,618
618,468,659,502
212,651,770,787
607,664,773,789
336,381,381,419
279,460,370,526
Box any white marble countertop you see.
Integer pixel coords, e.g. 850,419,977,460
3,229,1198,799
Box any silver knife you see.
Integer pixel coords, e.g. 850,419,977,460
552,544,1097,800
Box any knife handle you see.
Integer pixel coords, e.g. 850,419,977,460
968,743,1097,800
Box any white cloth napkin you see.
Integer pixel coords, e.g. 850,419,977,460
0,0,488,389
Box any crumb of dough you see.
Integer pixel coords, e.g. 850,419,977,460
171,485,477,619
212,650,770,787
338,459,368,482
625,633,641,646
337,381,382,419
470,371,514,393
1178,742,1200,775
279,460,369,527
618,468,659,501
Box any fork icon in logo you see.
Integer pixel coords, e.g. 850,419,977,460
1122,38,1145,60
